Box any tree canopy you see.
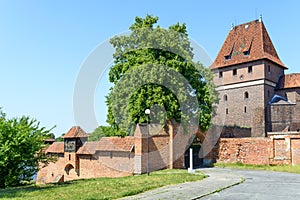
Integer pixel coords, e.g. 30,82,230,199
106,15,217,135
0,109,54,188
88,126,117,141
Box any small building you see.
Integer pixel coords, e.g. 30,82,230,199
37,124,193,184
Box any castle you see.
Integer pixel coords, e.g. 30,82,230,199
208,17,300,165
211,17,300,136
37,17,300,184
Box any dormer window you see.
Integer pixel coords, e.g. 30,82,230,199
225,55,231,61
243,37,253,57
225,44,234,61
243,50,250,56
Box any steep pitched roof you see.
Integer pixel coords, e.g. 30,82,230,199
62,126,89,139
76,136,135,154
211,19,286,69
46,142,64,153
277,73,300,89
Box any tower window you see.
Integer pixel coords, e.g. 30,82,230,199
233,69,237,76
69,154,71,161
248,66,253,73
268,65,271,73
226,108,229,115
244,91,249,99
223,94,228,101
244,106,247,113
219,71,223,78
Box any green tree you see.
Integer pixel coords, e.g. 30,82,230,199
56,133,65,142
88,126,120,141
0,109,54,188
106,15,217,135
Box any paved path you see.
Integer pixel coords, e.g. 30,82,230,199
202,168,300,200
121,168,300,200
121,168,244,200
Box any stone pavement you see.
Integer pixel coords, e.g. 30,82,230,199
121,168,244,200
202,168,300,200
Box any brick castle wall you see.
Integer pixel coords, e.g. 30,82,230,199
37,123,192,184
214,138,271,165
210,132,300,166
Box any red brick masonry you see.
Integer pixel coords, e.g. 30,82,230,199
37,124,193,184
212,132,300,165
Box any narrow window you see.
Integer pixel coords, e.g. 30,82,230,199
244,106,247,113
219,71,223,78
268,65,271,73
244,91,249,99
223,94,228,101
233,69,237,76
248,66,253,73
226,108,229,115
69,154,71,161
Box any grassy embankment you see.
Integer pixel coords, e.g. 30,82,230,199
0,169,206,200
215,162,300,174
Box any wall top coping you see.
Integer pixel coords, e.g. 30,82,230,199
267,131,300,136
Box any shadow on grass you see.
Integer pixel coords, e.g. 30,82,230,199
0,170,207,199
0,180,77,199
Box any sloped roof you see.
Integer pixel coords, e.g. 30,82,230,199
77,136,135,154
62,126,89,138
277,73,300,89
46,142,64,153
211,19,286,69
134,123,168,137
44,138,56,142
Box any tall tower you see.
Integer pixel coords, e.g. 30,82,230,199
211,19,287,137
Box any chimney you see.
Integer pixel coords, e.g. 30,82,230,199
259,14,263,22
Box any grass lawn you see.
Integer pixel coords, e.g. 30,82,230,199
0,169,206,200
215,162,300,174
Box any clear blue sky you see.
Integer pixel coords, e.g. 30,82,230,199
0,0,299,136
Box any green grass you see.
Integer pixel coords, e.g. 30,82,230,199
215,162,300,174
0,169,206,200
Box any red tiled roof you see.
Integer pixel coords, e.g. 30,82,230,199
62,126,89,138
44,138,56,142
210,20,286,69
277,73,300,89
46,142,64,153
77,136,135,154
